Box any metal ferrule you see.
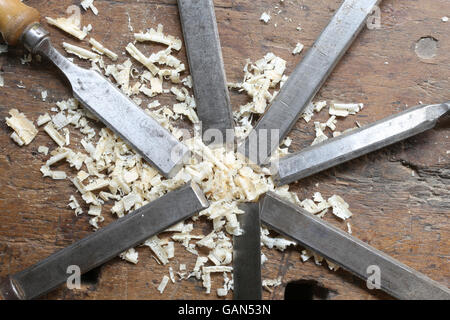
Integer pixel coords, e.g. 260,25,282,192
20,23,50,53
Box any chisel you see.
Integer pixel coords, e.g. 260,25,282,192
233,203,262,300
0,0,189,178
238,0,382,165
273,102,450,186
0,182,209,300
177,0,235,146
260,192,450,300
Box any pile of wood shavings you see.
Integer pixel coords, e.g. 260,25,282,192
3,6,365,297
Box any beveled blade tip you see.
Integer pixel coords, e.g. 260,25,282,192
190,181,210,210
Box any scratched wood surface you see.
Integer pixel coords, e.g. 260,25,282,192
0,0,449,300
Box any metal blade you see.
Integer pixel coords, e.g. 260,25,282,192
238,0,382,165
233,203,262,300
260,192,450,300
274,103,450,186
23,25,189,178
177,0,234,146
0,182,209,300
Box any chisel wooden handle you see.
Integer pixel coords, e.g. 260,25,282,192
0,0,40,45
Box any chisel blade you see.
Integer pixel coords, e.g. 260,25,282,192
177,0,235,146
22,25,189,178
274,102,450,186
233,203,262,300
260,192,450,300
238,0,382,165
0,182,209,300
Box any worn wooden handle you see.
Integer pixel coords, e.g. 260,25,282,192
0,0,40,45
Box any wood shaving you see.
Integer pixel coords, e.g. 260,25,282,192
260,12,271,24
168,267,176,283
326,260,340,271
46,16,88,40
52,112,70,130
81,0,98,15
292,42,304,55
63,42,100,61
328,195,353,220
105,59,133,95
89,38,118,61
126,43,159,75
158,275,170,294
5,109,38,146
147,100,161,109
325,115,337,131
41,90,48,101
329,102,364,117
21,53,32,65
262,277,282,292
88,204,102,217
312,121,328,146
145,236,170,265
134,24,182,51
120,248,139,264
261,227,296,251
38,146,49,155
231,53,286,117
44,123,66,147
89,215,104,229
40,165,67,180
68,195,83,215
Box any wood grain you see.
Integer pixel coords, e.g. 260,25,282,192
0,0,448,300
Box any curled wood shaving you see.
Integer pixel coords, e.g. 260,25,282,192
329,102,364,117
46,17,88,40
63,42,100,61
68,195,83,215
81,0,99,15
134,24,182,51
328,195,353,220
89,38,118,61
126,43,159,75
120,248,139,264
5,109,38,146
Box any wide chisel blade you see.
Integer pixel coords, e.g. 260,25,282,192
22,25,189,178
238,0,382,165
260,192,450,300
0,182,209,300
274,102,450,186
177,0,235,145
233,203,262,300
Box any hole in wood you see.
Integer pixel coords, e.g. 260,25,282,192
81,266,102,285
284,279,331,300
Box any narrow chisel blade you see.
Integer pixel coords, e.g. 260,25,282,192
274,103,450,186
260,192,450,300
238,0,382,165
233,203,262,300
0,182,209,300
24,26,189,178
177,0,235,145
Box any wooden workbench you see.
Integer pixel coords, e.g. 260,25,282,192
0,0,448,300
